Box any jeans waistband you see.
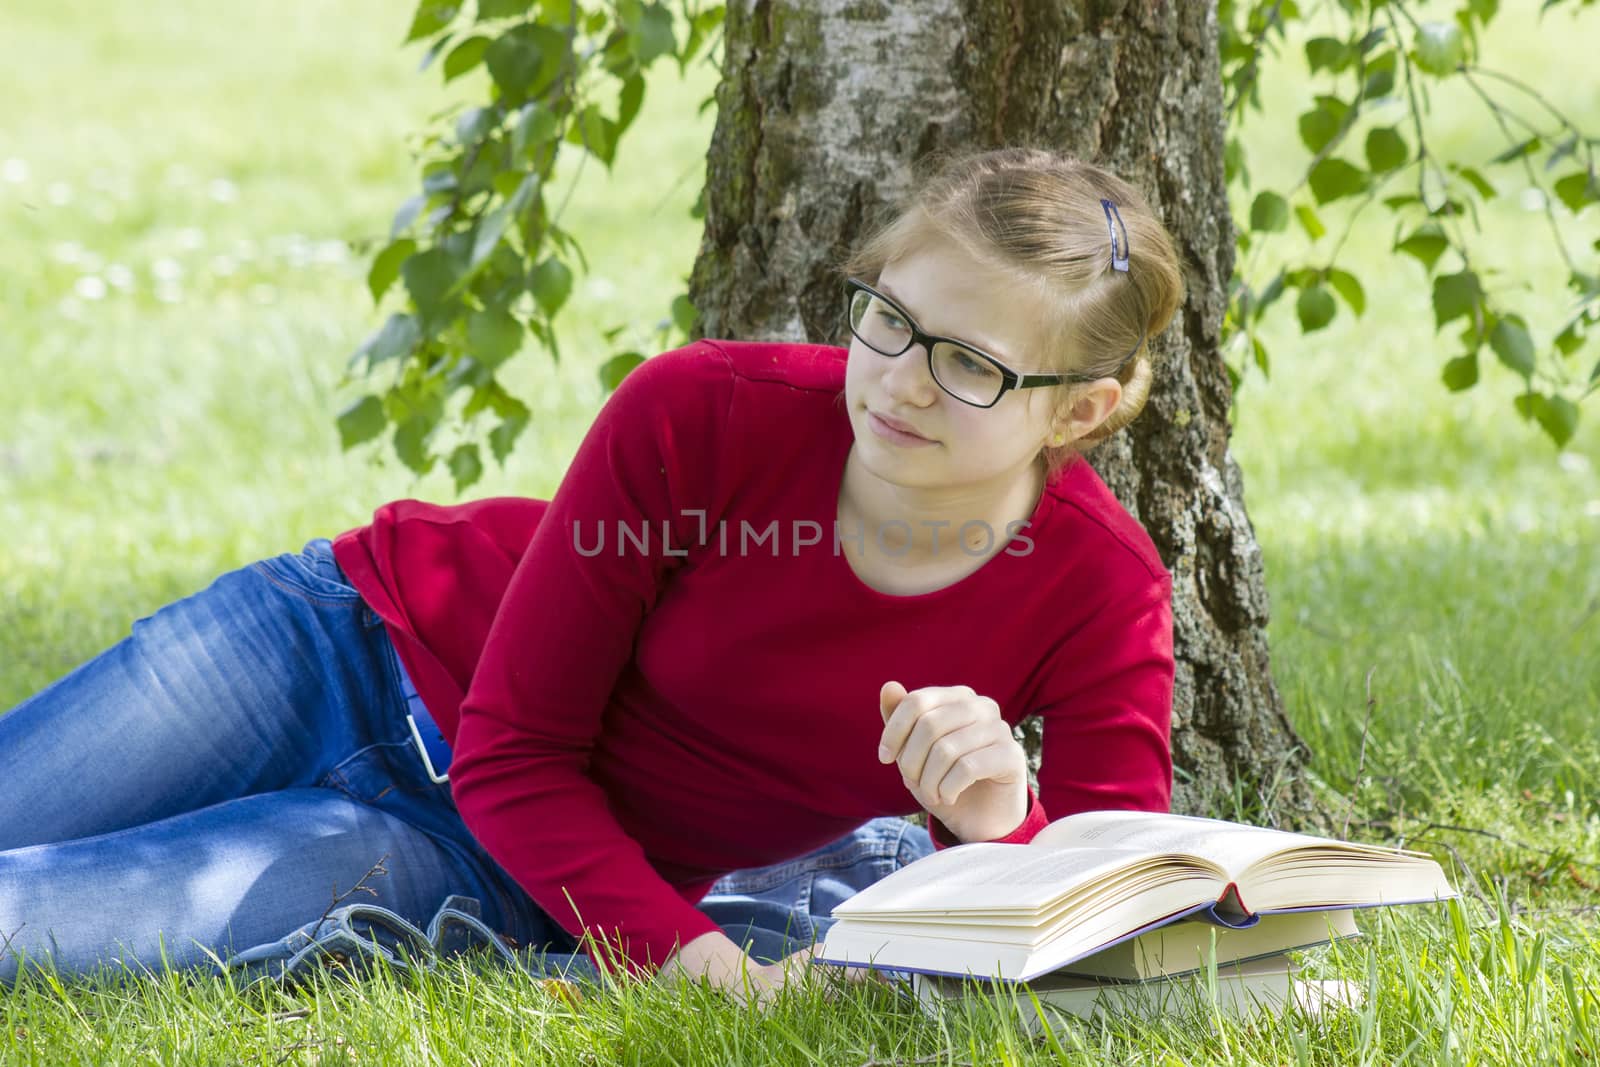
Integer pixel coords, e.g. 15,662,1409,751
395,653,452,783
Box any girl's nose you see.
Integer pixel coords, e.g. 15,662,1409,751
882,344,940,404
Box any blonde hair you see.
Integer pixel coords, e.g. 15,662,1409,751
838,147,1185,478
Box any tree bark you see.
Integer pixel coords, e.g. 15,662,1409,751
689,0,1318,825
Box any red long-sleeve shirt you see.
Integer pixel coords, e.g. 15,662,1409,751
333,339,1174,973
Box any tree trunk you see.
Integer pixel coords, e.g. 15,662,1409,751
689,0,1318,825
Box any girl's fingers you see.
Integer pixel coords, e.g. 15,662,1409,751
917,721,1006,804
927,736,1018,806
878,684,973,762
894,701,983,783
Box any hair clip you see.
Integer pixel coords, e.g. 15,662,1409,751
1100,198,1131,273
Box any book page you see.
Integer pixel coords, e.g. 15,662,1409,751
1031,811,1362,880
830,843,1159,916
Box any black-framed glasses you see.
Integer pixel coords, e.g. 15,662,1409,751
843,278,1104,408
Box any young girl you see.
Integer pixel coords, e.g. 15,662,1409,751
0,147,1184,999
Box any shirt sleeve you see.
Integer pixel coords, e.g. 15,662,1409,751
925,786,1050,850
446,340,737,977
1032,572,1176,818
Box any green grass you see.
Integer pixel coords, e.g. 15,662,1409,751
3,0,1599,1062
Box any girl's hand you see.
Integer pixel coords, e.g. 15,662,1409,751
658,932,836,1008
878,680,1029,843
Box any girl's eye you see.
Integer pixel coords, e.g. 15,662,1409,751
874,308,908,332
955,352,984,373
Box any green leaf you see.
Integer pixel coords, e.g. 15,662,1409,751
598,351,646,393
1554,170,1599,212
617,74,647,134
1308,158,1367,205
368,239,416,304
406,0,461,42
1441,353,1479,391
1296,285,1337,332
1224,138,1248,188
1554,320,1585,357
1294,204,1326,240
1455,166,1497,200
568,105,619,167
448,443,484,493
442,35,490,81
417,32,455,73
631,2,676,64
1365,127,1408,173
1490,136,1541,165
1327,269,1366,316
337,395,387,449
391,194,425,238
1489,314,1536,376
1466,0,1499,25
1297,102,1345,155
512,102,559,160
670,293,696,336
484,23,566,101
530,256,573,316
1249,191,1290,232
1528,393,1579,447
1252,336,1270,376
1413,21,1465,75
466,308,523,368
1253,271,1286,322
1396,225,1450,273
1304,36,1352,73
352,312,422,368
477,0,531,17
455,106,494,146
403,248,464,327
392,414,437,474
1363,51,1397,98
488,414,529,463
1432,270,1483,330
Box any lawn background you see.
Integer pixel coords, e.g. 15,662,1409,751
3,0,1599,1062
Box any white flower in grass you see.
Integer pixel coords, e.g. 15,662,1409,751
210,255,237,277
155,282,183,305
208,178,239,203
74,276,108,301
105,264,135,291
177,227,205,250
51,241,84,265
1,159,27,184
152,258,183,282
46,182,73,206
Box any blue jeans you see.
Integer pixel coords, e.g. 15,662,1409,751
0,538,932,986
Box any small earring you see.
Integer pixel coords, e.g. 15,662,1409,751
1050,433,1066,446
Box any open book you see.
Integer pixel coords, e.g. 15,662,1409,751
817,810,1455,982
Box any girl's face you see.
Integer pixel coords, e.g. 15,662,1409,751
842,237,1067,499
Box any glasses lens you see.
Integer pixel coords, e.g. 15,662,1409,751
931,343,1004,405
848,289,913,355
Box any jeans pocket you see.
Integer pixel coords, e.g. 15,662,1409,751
253,538,361,603
320,741,420,805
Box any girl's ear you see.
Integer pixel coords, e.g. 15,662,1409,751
1057,379,1123,444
